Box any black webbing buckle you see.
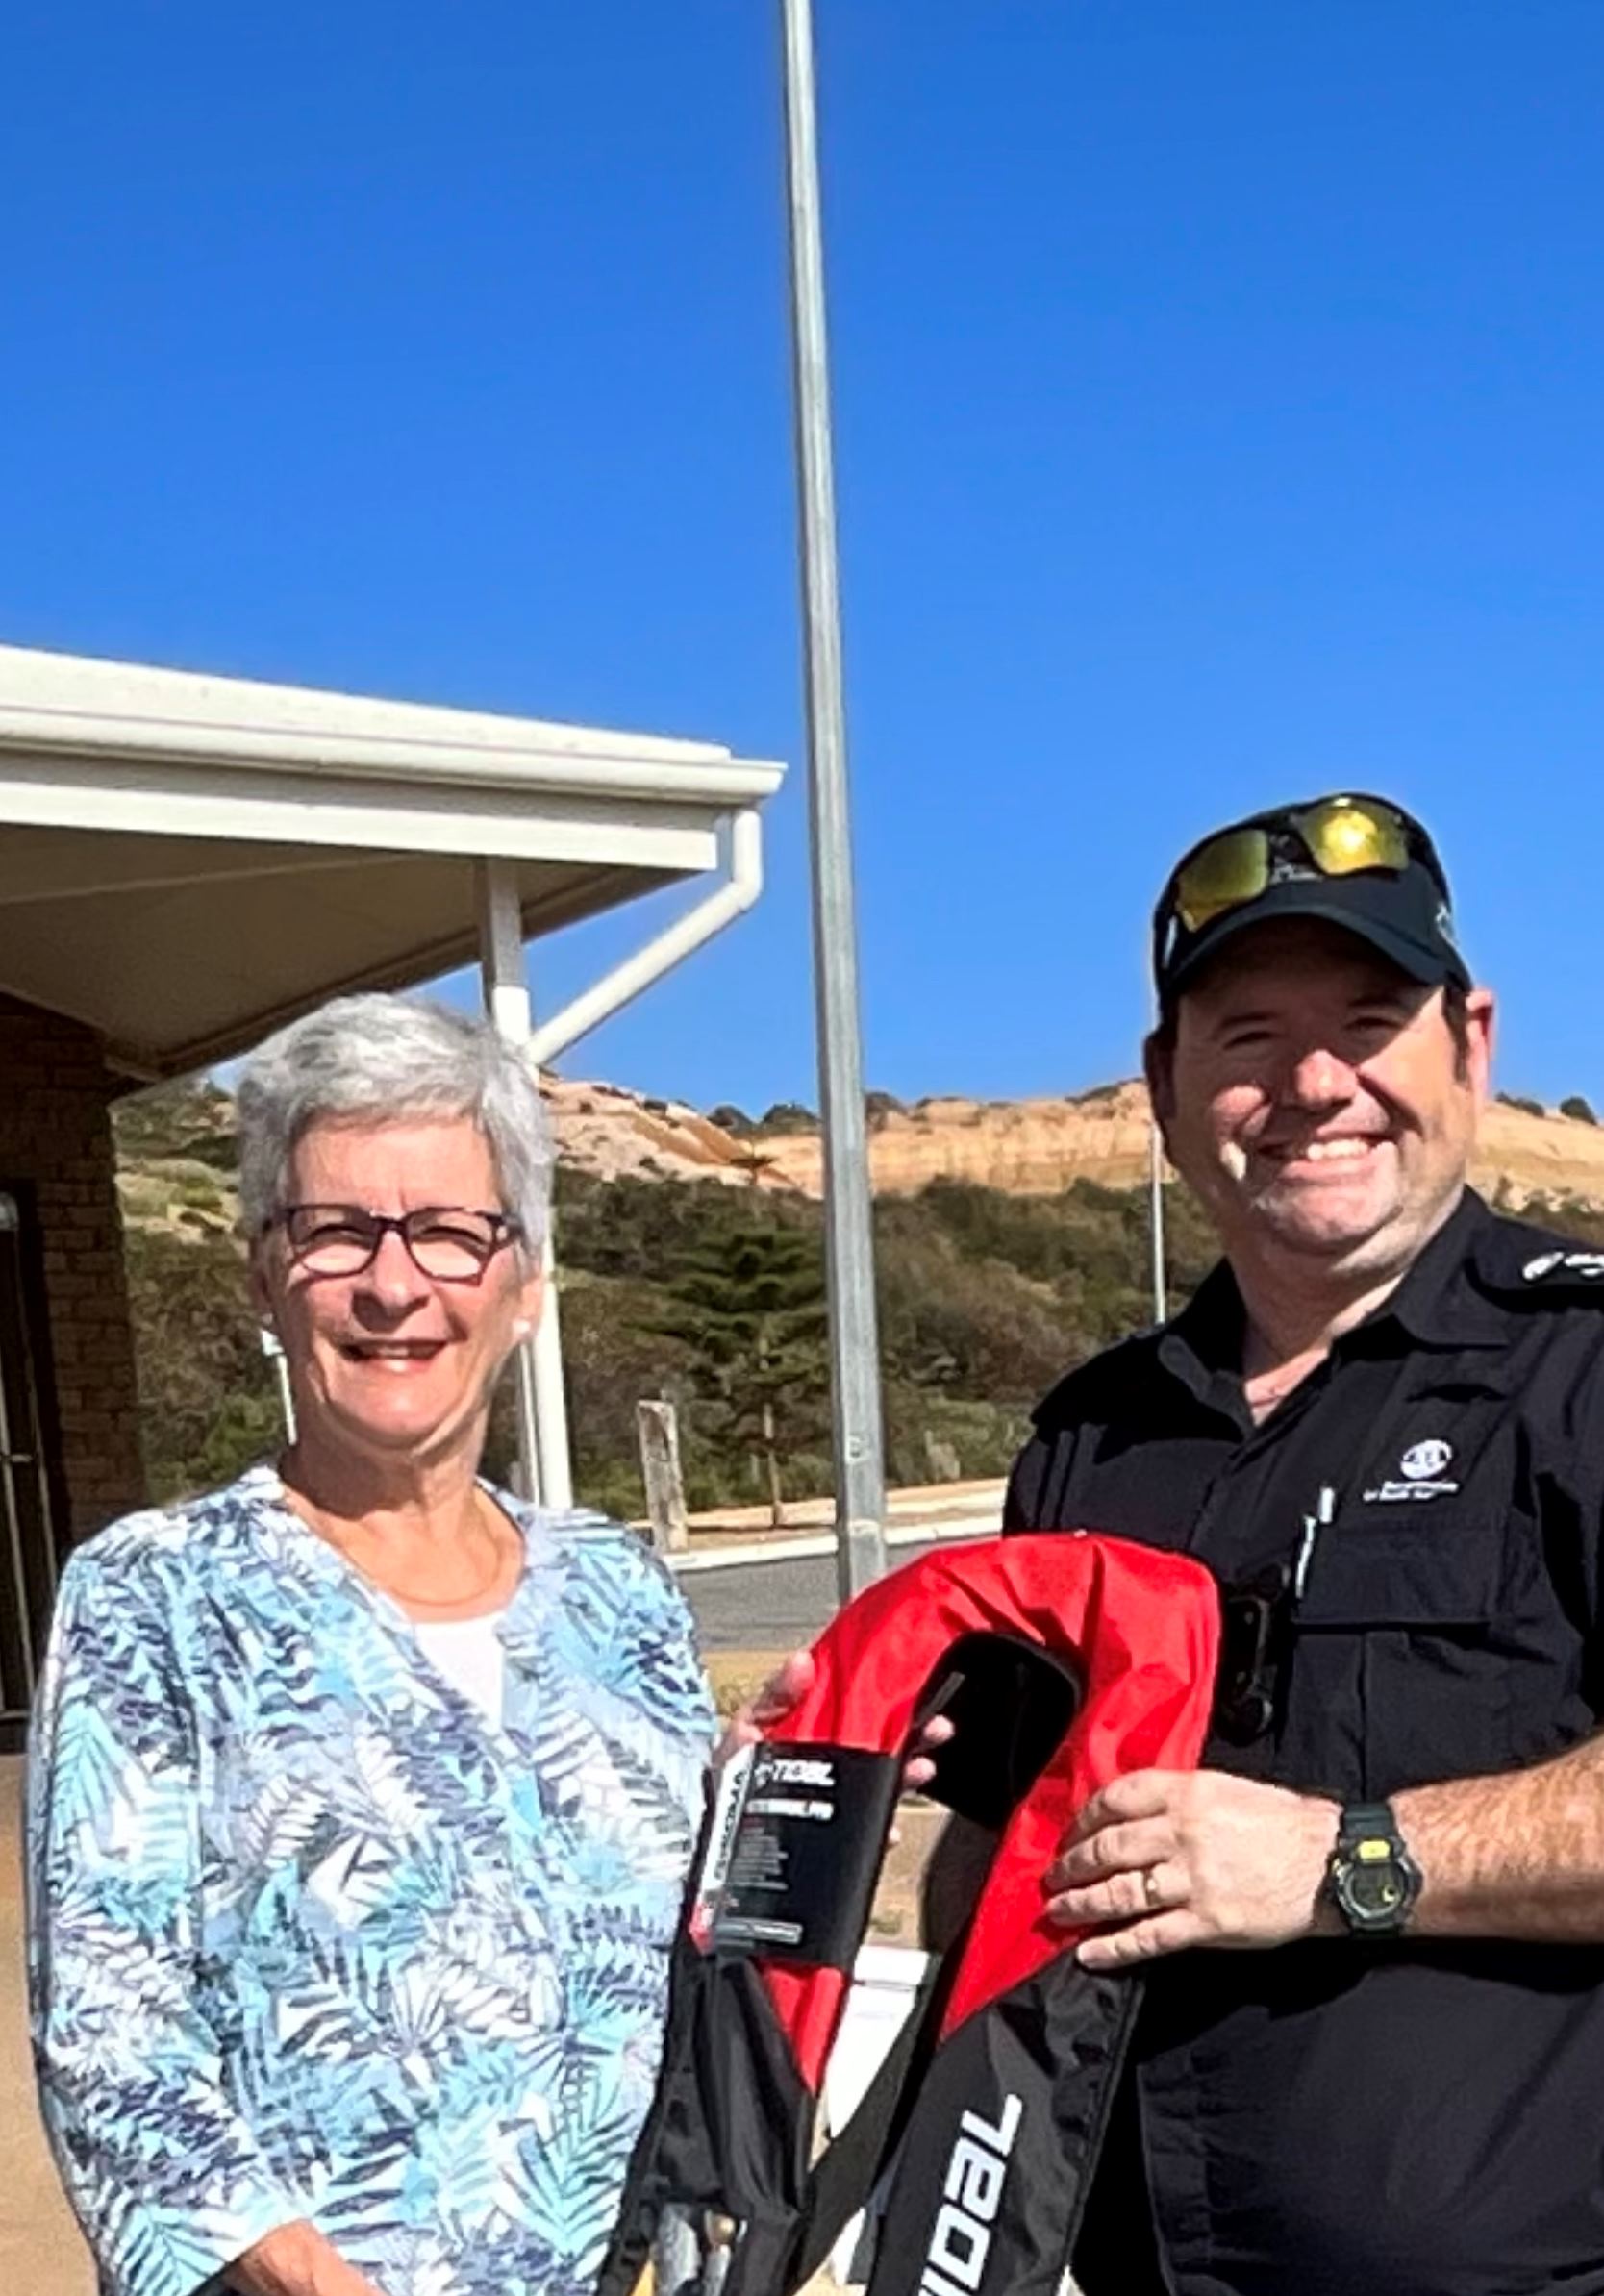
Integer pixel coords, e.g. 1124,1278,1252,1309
1212,1563,1291,1744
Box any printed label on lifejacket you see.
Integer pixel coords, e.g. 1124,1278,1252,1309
689,1742,755,1950
711,1739,901,1969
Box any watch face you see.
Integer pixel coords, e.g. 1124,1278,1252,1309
1334,1814,1420,1933
1345,1861,1406,1920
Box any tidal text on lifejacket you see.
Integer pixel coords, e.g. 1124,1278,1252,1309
917,2093,1022,2295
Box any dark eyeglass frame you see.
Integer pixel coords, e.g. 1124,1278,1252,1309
1155,792,1452,973
264,1204,524,1282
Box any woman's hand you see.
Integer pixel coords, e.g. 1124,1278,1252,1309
231,2219,390,2296
715,1648,952,1791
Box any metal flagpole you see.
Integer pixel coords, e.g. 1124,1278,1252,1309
779,0,888,1598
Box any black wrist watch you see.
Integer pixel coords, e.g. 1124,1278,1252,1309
1325,1801,1422,1935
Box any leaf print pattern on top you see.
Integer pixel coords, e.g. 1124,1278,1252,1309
26,1466,714,2296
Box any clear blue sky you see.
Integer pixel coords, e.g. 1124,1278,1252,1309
7,3,1604,1114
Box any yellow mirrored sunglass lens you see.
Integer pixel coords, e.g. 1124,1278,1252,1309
1173,828,1268,932
1296,800,1410,877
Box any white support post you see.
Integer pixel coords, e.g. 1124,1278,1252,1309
474,814,766,1517
477,860,573,1510
529,1244,575,1511
260,1325,298,1446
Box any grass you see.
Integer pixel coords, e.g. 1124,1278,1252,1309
704,1650,789,1720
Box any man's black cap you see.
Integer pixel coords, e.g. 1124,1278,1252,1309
1153,793,1472,1005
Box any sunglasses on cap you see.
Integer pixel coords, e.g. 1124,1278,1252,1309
1163,795,1449,937
1151,790,1468,1001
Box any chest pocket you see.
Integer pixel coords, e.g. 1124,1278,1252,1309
1292,1506,1514,1799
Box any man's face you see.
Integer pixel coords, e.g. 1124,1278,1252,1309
1147,918,1494,1282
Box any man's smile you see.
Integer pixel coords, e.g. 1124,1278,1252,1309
1253,1132,1393,1175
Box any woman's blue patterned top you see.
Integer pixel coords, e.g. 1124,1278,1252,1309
26,1465,714,2296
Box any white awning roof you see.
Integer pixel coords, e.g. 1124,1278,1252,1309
0,643,785,1077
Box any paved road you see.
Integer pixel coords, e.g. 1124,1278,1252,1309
682,1541,938,1651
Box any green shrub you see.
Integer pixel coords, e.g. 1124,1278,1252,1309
756,1101,818,1136
122,1225,281,1502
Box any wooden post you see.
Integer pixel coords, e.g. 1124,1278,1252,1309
637,1399,689,1553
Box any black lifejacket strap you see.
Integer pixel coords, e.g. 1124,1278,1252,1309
786,1959,944,2289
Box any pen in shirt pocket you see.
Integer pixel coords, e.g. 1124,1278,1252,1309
1292,1485,1338,1603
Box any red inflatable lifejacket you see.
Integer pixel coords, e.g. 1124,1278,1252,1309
601,1532,1220,2296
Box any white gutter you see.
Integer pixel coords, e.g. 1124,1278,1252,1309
0,644,785,809
528,807,764,1066
0,714,783,808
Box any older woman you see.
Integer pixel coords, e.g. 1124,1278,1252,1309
27,992,713,2296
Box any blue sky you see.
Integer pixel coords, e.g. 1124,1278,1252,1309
7,3,1604,1114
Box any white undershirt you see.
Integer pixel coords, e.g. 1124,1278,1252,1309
413,1608,510,1730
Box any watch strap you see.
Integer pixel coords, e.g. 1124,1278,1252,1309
1337,1801,1403,1853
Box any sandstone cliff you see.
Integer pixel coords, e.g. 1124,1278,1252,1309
544,1077,795,1189
113,1073,1604,1236
756,1084,1159,1196
748,1083,1604,1213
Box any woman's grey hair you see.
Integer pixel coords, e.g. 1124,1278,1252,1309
237,993,551,1250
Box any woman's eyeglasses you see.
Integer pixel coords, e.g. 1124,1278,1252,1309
267,1205,523,1282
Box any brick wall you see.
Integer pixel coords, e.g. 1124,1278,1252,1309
0,995,146,1544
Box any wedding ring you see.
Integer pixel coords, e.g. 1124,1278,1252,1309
1141,1865,1165,1912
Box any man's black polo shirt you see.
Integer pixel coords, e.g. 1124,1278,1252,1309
1005,1190,1604,2296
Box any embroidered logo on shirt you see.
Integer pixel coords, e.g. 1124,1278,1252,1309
1400,1438,1454,1480
1523,1249,1604,1282
1364,1437,1459,1504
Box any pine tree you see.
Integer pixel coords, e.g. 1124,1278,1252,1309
649,1226,828,1524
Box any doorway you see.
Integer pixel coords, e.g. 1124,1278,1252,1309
0,1189,64,1751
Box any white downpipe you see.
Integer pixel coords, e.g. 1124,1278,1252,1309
481,811,764,1515
526,809,764,1068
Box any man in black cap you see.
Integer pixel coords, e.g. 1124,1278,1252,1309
1006,792,1604,2293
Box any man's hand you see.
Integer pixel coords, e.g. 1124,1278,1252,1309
1045,1768,1341,1969
714,1650,815,1771
715,1649,951,1792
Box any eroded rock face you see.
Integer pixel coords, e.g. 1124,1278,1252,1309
115,1074,1604,1220
542,1076,802,1192
748,1084,1604,1213
1472,1098,1604,1213
755,1083,1159,1197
